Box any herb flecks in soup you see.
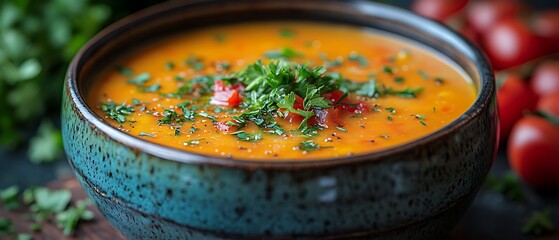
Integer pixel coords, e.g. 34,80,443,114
88,22,476,160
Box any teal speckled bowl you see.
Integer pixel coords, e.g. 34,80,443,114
62,0,498,239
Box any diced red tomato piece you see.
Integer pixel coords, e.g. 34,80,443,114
281,94,305,123
323,90,345,104
210,80,244,107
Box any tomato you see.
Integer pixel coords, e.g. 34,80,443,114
537,93,559,117
508,116,559,188
283,95,305,123
285,91,368,128
497,74,539,141
534,10,559,39
210,80,244,107
531,61,559,97
412,0,468,22
466,0,525,33
483,18,544,70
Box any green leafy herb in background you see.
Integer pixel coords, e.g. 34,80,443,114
523,209,556,236
484,172,525,203
0,0,165,163
0,186,94,237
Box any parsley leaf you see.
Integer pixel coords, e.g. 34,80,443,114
279,28,295,38
348,52,369,67
127,73,150,85
116,66,133,76
0,186,20,210
264,47,303,59
185,55,205,71
298,140,332,152
138,83,161,93
158,109,186,125
522,209,556,236
484,172,525,202
101,101,135,124
27,121,63,164
232,131,263,142
56,200,94,236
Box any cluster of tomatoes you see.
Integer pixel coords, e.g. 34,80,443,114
413,0,559,189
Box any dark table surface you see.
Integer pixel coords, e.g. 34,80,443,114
2,144,558,240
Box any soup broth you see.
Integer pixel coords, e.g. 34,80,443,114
88,21,476,160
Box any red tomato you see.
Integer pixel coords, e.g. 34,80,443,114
210,80,244,107
286,91,368,128
497,74,539,141
466,0,525,33
531,61,559,97
534,10,559,39
508,116,559,188
537,93,559,117
412,0,468,21
458,24,480,45
282,95,305,123
483,18,544,70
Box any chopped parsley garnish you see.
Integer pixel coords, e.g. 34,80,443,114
298,140,332,152
138,83,161,93
383,66,393,74
116,66,133,76
165,62,175,70
319,53,344,68
184,138,204,146
264,47,303,59
387,116,393,121
417,69,429,80
132,98,142,106
190,126,200,133
197,112,216,123
139,132,154,137
394,76,404,84
379,135,389,139
348,52,369,67
335,126,348,132
101,101,135,124
158,109,186,125
385,107,396,114
383,86,423,98
213,107,224,113
522,209,556,236
411,114,427,126
279,28,295,38
217,61,231,71
185,55,205,71
434,77,444,85
232,131,262,142
214,33,227,43
355,78,377,97
127,73,150,85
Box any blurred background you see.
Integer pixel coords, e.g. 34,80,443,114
1,0,559,239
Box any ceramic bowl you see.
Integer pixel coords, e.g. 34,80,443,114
62,0,498,239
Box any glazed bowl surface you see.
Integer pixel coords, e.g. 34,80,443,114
62,0,498,239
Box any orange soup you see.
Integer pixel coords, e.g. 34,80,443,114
88,22,476,160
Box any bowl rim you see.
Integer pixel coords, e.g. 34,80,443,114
66,0,495,169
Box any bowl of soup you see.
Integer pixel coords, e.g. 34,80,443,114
62,0,497,239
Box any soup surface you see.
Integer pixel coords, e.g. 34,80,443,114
88,21,476,160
